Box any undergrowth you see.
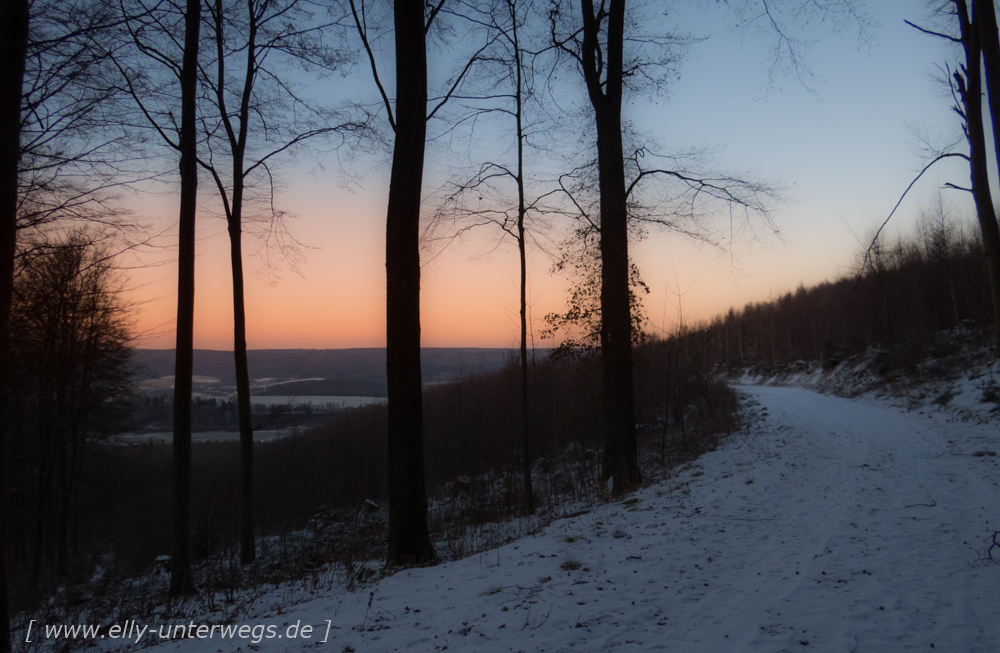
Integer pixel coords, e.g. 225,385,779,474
14,349,742,653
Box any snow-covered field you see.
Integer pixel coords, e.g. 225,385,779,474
114,386,1000,653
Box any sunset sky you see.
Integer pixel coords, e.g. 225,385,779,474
125,0,979,351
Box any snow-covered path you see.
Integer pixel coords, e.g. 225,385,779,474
149,387,1000,653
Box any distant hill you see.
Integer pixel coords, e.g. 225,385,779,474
132,348,516,397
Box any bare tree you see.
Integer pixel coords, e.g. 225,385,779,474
953,0,1000,353
580,0,639,493
549,0,679,494
546,0,857,493
429,0,546,514
504,0,536,516
102,0,203,595
199,0,357,566
349,0,488,564
972,0,1000,352
10,231,133,583
893,0,1000,353
18,1,140,246
173,0,201,597
1,0,144,633
0,0,29,647
721,0,871,91
351,0,435,565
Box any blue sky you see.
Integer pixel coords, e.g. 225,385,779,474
129,0,985,349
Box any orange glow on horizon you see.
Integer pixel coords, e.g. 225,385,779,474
126,184,574,350
124,173,900,351
127,205,847,351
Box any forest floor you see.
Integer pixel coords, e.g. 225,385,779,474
85,383,1000,653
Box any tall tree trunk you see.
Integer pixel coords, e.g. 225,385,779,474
579,0,640,494
31,392,54,585
230,205,255,564
55,426,69,577
385,0,434,566
510,0,534,515
67,350,92,561
54,350,72,577
170,0,201,598
225,0,257,566
209,0,257,565
972,0,1000,354
69,417,85,558
0,0,28,647
518,195,534,515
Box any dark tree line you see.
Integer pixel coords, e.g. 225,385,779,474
5,233,133,599
681,215,995,372
43,339,734,583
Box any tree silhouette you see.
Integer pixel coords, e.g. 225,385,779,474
11,232,133,583
351,0,436,565
199,0,358,566
953,0,1000,355
552,0,643,494
1,0,142,633
546,0,852,492
351,0,487,564
18,0,138,243
171,0,201,597
972,0,1000,353
900,0,1000,354
541,225,649,354
429,0,546,514
107,0,204,594
503,0,536,516
0,0,29,648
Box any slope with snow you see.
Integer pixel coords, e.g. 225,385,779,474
124,386,1000,653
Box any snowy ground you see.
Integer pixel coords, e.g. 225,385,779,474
733,343,1000,425
108,386,1000,652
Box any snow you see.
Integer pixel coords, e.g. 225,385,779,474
111,386,1000,652
733,341,1000,425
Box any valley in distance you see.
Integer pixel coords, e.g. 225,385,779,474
127,348,515,443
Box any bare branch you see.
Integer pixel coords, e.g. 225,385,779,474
428,37,499,121
349,0,395,131
861,152,968,274
426,0,448,33
904,19,962,43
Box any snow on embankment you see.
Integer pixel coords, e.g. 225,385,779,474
147,386,999,653
732,342,1000,424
